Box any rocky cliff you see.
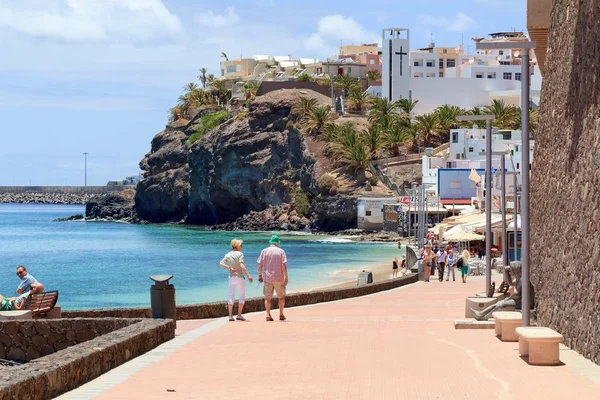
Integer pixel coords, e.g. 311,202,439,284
530,0,600,365
121,89,366,231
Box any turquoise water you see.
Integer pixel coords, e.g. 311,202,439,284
0,204,402,310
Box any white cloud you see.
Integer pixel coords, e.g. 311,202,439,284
418,12,478,33
197,6,240,28
0,0,182,42
303,15,380,58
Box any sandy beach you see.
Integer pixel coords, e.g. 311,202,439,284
308,262,410,291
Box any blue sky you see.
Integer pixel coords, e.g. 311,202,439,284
0,0,526,185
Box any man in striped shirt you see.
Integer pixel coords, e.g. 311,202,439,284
257,235,289,321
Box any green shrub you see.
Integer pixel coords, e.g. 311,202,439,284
368,175,379,186
235,110,249,120
188,110,229,145
291,186,310,216
316,173,339,194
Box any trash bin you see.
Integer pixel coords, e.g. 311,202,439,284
357,270,373,286
150,275,176,323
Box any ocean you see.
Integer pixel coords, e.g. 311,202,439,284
0,204,403,310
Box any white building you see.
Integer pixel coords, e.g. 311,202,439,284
357,197,399,231
410,50,439,78
381,28,410,101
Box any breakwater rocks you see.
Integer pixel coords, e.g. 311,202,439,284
0,192,100,205
212,203,311,232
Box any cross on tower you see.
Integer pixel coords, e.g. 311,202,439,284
395,46,408,76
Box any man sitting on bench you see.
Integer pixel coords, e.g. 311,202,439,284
16,266,44,309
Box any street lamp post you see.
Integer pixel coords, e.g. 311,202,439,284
457,114,495,293
83,152,89,187
475,40,535,327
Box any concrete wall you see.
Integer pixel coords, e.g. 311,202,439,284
530,0,600,365
0,186,126,194
63,274,419,320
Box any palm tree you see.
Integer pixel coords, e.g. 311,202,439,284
485,99,519,129
189,88,210,107
210,79,231,105
413,113,441,145
396,98,419,116
292,97,318,120
368,97,400,127
346,86,372,114
183,82,199,94
334,74,360,97
220,52,229,61
361,125,382,159
512,108,539,136
303,106,335,135
465,107,487,128
243,81,260,101
198,67,208,88
295,73,312,82
207,74,216,86
434,104,464,140
383,124,412,156
366,70,381,87
169,105,185,122
333,125,369,183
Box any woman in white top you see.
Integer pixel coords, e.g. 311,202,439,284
219,239,253,321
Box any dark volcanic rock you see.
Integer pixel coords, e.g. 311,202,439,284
54,214,84,222
135,107,219,223
187,94,315,225
310,195,358,232
212,203,311,232
86,189,139,223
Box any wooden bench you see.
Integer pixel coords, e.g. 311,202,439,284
30,291,59,318
492,311,522,341
516,326,563,366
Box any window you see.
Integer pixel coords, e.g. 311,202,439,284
456,153,461,159
439,72,444,77
443,49,448,54
487,73,496,79
468,147,474,153
447,59,455,68
516,163,520,170
452,132,459,143
515,72,522,81
365,210,372,216
439,60,444,68
426,61,434,67
499,50,504,55
503,72,512,80
476,73,483,79
370,59,375,65
515,145,520,152
347,67,352,73
226,65,237,73
500,61,511,66
414,61,419,67
446,161,457,168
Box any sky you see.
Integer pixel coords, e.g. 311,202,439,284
0,0,527,186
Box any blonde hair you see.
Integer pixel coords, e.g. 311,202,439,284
461,250,470,262
230,239,243,250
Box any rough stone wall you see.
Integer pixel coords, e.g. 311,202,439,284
530,0,600,364
63,274,418,320
0,319,174,400
0,318,137,363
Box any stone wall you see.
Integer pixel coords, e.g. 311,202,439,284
530,0,600,365
63,274,418,320
0,186,126,194
0,318,175,400
0,318,136,363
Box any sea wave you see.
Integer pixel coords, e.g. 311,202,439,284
309,238,354,244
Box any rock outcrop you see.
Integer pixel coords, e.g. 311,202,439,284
86,189,139,223
530,0,600,365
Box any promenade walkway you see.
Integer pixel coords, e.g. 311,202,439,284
60,275,600,400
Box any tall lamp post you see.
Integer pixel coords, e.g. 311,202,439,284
83,152,88,187
475,40,535,327
457,114,495,294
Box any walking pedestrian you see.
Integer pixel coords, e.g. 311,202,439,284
445,249,456,281
422,244,435,282
436,246,447,282
257,235,289,321
459,249,471,283
219,239,253,321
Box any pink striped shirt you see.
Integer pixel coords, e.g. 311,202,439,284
257,245,287,283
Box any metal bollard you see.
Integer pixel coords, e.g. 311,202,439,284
150,275,176,325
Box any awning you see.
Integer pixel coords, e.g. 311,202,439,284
444,205,472,212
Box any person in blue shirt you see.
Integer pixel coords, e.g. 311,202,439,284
16,266,44,296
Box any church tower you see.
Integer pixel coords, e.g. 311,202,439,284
381,28,410,101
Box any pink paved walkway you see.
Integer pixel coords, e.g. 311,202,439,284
88,276,599,399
